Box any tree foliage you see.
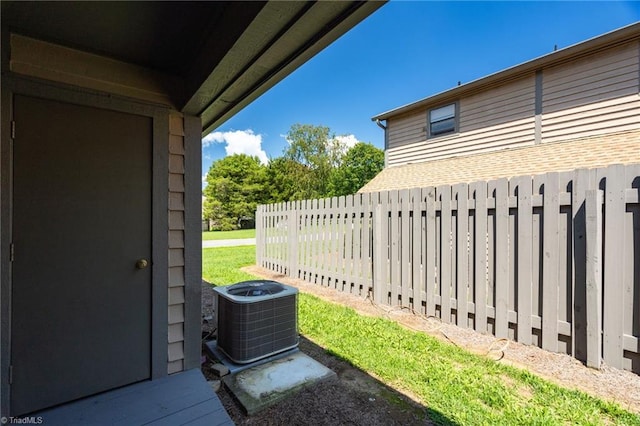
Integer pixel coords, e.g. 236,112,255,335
202,124,385,229
203,154,266,230
328,142,384,196
282,123,347,199
264,157,308,203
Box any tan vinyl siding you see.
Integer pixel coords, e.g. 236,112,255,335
460,75,535,132
168,323,184,343
387,110,425,150
168,112,186,374
541,41,640,143
387,76,536,166
169,287,186,305
167,360,184,375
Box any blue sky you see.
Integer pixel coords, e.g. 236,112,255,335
202,1,640,180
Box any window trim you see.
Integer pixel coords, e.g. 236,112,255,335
427,102,458,139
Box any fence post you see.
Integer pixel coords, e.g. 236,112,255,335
585,189,603,369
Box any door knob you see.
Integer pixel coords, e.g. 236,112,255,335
136,259,149,269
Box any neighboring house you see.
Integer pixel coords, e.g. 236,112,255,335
361,23,640,192
0,1,383,419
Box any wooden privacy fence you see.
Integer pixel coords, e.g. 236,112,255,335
256,164,640,373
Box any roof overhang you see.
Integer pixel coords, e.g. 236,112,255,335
372,21,640,122
1,1,385,135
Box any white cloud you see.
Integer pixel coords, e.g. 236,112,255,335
334,134,359,150
202,129,268,164
331,134,360,156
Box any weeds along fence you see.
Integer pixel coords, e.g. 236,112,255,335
256,164,640,373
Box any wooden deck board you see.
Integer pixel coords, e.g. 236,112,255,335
34,369,233,425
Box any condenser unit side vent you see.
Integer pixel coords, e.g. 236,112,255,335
214,280,298,364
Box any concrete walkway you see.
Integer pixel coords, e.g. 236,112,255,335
203,238,256,248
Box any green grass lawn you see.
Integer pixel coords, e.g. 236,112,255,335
202,247,640,425
202,245,256,285
202,229,256,241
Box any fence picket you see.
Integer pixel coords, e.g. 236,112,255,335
494,178,510,338
623,165,640,367
585,189,603,368
411,188,424,310
337,196,347,291
455,183,470,328
267,203,274,270
303,200,311,281
516,176,533,345
600,165,626,369
362,192,373,294
472,182,488,333
331,197,340,289
373,201,384,303
425,187,437,317
542,172,560,352
390,190,400,306
351,194,361,293
438,185,453,323
401,189,411,307
572,168,592,361
318,198,327,286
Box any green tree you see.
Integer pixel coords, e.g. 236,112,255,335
203,154,266,230
264,157,308,203
282,123,347,199
328,142,384,196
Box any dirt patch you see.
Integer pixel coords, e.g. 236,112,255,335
202,265,640,423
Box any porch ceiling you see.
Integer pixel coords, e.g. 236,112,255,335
1,0,384,134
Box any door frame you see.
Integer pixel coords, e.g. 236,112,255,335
1,75,170,415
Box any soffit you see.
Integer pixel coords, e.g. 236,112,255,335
1,1,385,134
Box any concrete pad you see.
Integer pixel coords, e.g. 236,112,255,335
223,351,336,415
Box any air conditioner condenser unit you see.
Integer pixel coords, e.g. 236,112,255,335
213,280,299,364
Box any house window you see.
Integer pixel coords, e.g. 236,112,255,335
428,103,456,137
